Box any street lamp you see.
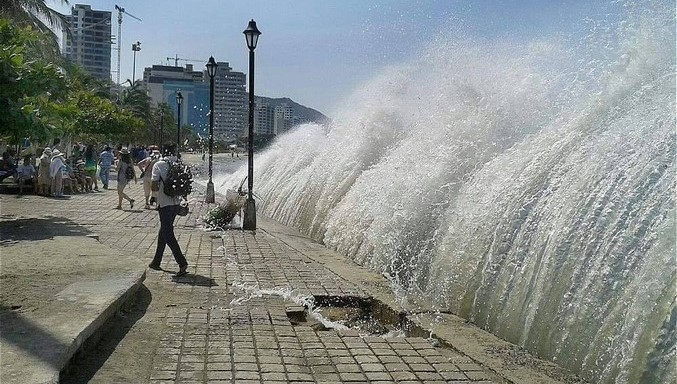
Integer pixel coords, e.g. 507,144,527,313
159,107,164,153
176,91,183,157
131,41,141,82
242,19,261,230
205,56,218,203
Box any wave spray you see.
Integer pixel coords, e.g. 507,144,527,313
217,3,675,382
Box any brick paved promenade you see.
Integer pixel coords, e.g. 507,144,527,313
1,170,577,383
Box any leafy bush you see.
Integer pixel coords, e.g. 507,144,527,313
203,203,240,229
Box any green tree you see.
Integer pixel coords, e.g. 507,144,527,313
0,19,66,144
67,89,143,143
0,15,158,148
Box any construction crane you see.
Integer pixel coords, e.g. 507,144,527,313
166,54,204,67
114,5,142,88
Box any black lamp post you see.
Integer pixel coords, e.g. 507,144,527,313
159,107,164,153
205,56,218,203
176,91,183,157
243,19,261,230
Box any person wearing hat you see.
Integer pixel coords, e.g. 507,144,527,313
37,147,52,196
115,147,137,209
49,149,65,197
74,159,91,192
136,149,161,209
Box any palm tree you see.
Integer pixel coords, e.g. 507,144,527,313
119,80,156,143
120,80,152,118
0,0,70,53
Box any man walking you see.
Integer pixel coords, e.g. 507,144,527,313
98,146,114,189
149,144,188,276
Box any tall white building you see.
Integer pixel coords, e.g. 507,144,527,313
213,62,247,138
62,4,112,81
274,104,294,133
254,104,275,135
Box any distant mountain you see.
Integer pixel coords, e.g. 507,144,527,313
255,96,329,125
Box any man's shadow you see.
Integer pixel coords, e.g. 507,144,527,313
171,273,217,287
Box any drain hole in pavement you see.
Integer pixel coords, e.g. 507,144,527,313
285,296,399,336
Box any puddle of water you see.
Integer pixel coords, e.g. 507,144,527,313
229,283,410,337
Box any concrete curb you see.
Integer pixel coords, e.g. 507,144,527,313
58,270,147,381
0,270,146,384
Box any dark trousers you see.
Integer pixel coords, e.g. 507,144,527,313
152,205,187,267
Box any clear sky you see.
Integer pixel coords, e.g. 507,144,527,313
48,0,629,117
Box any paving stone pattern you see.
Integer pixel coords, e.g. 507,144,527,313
4,178,497,383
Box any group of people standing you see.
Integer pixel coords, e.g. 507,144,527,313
34,144,116,198
36,147,82,197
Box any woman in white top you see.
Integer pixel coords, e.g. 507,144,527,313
37,147,52,196
49,150,65,197
137,149,160,209
115,147,137,209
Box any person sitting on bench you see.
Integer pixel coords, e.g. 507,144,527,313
16,156,35,195
0,150,17,183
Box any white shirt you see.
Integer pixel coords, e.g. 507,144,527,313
137,156,157,182
151,159,181,208
50,157,64,178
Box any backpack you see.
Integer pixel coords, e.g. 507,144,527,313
162,161,193,197
124,164,135,180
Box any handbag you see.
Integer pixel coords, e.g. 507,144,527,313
177,204,189,216
139,160,152,180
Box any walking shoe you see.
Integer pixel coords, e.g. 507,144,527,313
175,265,188,277
130,199,135,209
148,263,162,270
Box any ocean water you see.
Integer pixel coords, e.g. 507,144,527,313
216,2,676,383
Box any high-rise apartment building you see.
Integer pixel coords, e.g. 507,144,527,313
62,4,112,81
254,104,275,135
213,62,247,138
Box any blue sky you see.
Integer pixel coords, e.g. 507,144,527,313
48,0,628,117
